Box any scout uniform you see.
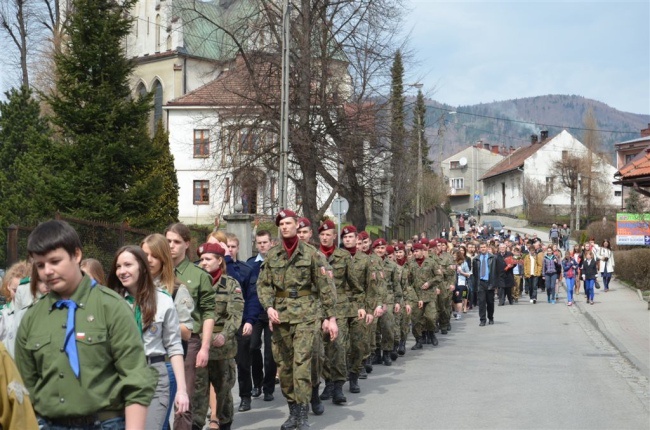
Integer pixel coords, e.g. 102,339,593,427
0,342,38,429
257,212,337,428
15,275,155,426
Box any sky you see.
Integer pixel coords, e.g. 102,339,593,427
405,0,650,115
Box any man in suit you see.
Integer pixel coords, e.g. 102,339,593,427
495,243,515,306
471,242,498,326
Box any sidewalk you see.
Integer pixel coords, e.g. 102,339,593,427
510,225,650,378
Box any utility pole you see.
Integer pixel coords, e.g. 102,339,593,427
278,0,290,210
576,173,581,231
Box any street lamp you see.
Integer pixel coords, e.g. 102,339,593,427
407,83,423,215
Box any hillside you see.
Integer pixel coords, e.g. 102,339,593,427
417,94,650,163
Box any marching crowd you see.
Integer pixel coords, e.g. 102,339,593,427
0,213,616,430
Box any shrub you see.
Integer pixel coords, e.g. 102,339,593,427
585,219,617,248
614,249,650,291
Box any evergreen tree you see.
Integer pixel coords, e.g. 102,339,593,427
389,50,410,222
410,89,429,167
45,0,161,226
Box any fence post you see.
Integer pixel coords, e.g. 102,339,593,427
119,221,127,247
6,225,18,267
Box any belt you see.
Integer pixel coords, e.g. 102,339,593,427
147,355,166,364
276,290,312,298
48,411,124,427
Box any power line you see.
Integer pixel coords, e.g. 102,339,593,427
427,105,639,135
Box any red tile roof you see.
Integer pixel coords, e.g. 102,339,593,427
616,144,650,181
480,139,549,180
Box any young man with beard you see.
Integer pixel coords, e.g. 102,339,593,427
339,226,378,393
371,239,403,365
409,243,442,349
257,211,338,430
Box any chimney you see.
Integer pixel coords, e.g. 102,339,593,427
483,142,490,150
530,134,538,144
641,123,650,137
475,139,483,149
491,145,500,154
540,130,549,140
509,145,515,154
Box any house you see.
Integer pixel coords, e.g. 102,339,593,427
480,130,621,215
440,142,507,212
614,144,650,199
613,124,650,207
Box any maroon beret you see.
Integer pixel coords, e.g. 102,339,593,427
318,220,336,233
298,217,311,229
430,239,439,246
357,231,369,241
197,242,225,257
372,238,387,249
412,243,424,250
341,225,357,237
275,209,297,226
420,238,430,245
438,238,448,244
395,244,405,252
386,245,395,255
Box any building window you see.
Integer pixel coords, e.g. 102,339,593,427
193,180,209,205
449,160,461,170
193,130,209,158
450,178,464,190
625,153,635,164
546,177,554,194
614,190,622,197
562,150,568,161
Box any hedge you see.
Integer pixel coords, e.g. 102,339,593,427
614,249,650,291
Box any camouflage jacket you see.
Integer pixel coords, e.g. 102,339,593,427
410,257,443,302
257,241,337,324
323,248,359,319
346,251,381,314
436,252,458,290
381,258,403,305
367,253,387,308
210,274,244,360
397,260,418,305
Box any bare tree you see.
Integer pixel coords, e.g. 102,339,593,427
553,153,581,230
1,0,30,87
522,177,547,222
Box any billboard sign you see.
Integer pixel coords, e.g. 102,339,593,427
616,213,650,246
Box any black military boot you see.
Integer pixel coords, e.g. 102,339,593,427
411,337,423,350
431,332,439,346
281,403,299,430
310,384,324,415
372,347,382,365
447,323,452,331
382,350,392,366
390,344,399,361
440,326,448,335
364,357,373,374
348,372,361,393
425,331,433,344
397,340,406,356
220,423,232,430
332,381,347,404
296,404,310,430
358,364,368,379
320,381,334,400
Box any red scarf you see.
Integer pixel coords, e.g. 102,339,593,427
320,244,335,259
209,268,223,286
415,257,425,267
396,257,406,266
345,246,357,256
283,235,299,258
363,248,372,255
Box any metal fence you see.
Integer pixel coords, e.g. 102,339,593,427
5,213,212,272
374,205,452,241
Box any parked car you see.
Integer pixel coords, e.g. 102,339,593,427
483,220,505,234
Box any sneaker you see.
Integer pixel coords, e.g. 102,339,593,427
547,298,551,303
567,302,572,306
455,314,461,320
533,299,537,304
530,299,534,303
551,300,556,304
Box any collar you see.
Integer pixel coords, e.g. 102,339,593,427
175,257,192,275
48,274,95,311
255,254,264,262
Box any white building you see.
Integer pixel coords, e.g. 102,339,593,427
480,130,621,214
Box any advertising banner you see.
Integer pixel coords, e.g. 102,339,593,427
616,213,650,246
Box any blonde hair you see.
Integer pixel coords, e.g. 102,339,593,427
141,233,178,295
1,260,31,301
207,230,227,243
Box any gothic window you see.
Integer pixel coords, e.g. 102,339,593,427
153,80,163,132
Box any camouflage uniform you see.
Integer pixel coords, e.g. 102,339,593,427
410,258,443,341
257,242,336,409
375,257,403,361
194,274,244,428
436,252,456,331
395,260,417,348
365,253,386,363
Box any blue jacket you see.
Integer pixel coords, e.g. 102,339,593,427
225,255,262,326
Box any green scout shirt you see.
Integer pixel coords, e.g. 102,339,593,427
324,248,359,319
410,258,443,303
381,258,403,305
15,275,155,419
210,274,244,360
175,257,216,333
257,241,336,324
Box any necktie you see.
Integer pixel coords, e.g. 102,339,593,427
125,295,143,337
480,255,486,279
55,300,80,378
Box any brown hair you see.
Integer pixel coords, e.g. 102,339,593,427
107,246,157,331
207,230,228,243
1,261,31,301
141,233,180,296
165,223,192,257
81,258,106,285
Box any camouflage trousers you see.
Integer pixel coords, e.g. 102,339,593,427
272,320,318,404
323,318,349,383
347,315,368,374
365,318,378,358
375,306,395,350
193,358,236,428
311,324,325,387
395,307,410,344
437,288,452,327
513,275,522,300
411,300,437,339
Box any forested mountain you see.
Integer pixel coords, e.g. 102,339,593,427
418,94,650,163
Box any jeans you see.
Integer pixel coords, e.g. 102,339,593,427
584,279,595,301
601,272,612,290
545,273,558,301
162,362,177,430
525,277,538,300
38,417,125,430
565,277,575,303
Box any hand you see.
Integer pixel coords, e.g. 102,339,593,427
267,307,281,325
435,288,441,295
327,317,338,341
421,282,429,290
394,303,401,314
174,391,190,415
322,319,330,333
449,284,455,291
242,322,253,336
374,306,384,318
406,304,412,315
218,241,230,257
365,313,374,325
418,300,423,309
196,347,209,368
211,333,226,348
358,308,366,320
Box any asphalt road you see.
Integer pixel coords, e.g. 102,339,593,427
231,292,649,430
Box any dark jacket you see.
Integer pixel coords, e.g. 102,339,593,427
471,253,498,290
495,251,515,288
246,255,268,322
225,255,262,326
580,258,598,280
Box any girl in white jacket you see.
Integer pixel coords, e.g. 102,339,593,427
597,239,615,291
